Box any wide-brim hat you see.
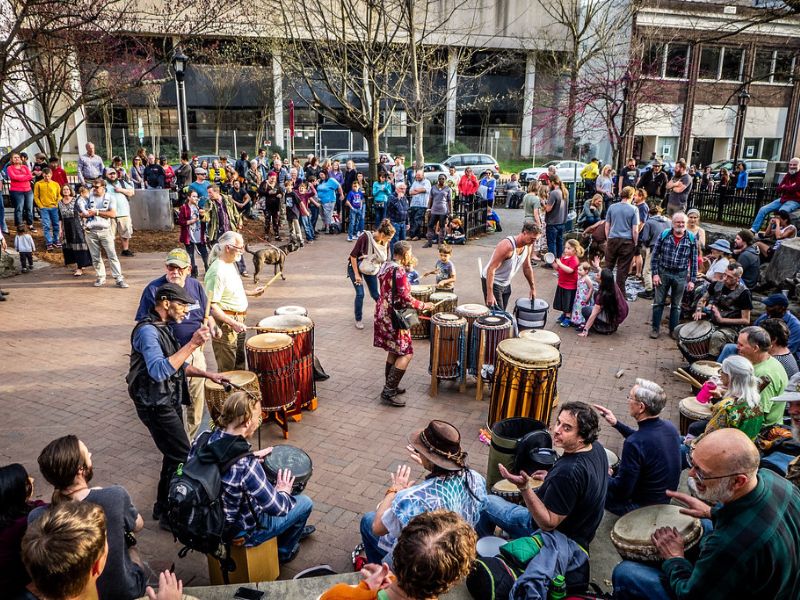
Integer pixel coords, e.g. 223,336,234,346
408,420,467,471
773,373,800,403
708,239,731,253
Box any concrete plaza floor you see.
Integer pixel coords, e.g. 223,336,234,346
0,207,689,588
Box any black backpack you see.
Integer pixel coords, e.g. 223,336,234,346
167,432,251,578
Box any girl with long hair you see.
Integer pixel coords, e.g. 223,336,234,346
578,268,629,336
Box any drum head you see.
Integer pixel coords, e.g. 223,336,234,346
411,285,435,296
605,448,619,466
204,370,256,391
680,320,713,340
497,338,561,367
612,504,701,550
432,312,465,325
679,396,713,419
456,303,490,317
691,360,721,378
477,314,511,328
263,445,312,479
492,478,542,493
247,332,293,350
275,305,307,316
257,315,313,332
430,292,458,303
519,329,561,347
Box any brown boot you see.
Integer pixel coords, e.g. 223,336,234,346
385,362,406,394
381,366,407,407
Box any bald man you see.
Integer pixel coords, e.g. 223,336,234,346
613,429,800,600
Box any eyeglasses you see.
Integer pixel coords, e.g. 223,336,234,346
166,263,187,271
228,244,245,252
686,448,745,483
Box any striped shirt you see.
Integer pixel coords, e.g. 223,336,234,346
650,230,697,280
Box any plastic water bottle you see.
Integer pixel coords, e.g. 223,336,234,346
548,574,567,600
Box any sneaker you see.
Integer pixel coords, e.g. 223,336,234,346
116,279,129,288
93,278,106,287
46,244,54,252
560,318,572,328
637,290,655,300
649,330,660,339
280,545,300,565
121,249,134,257
55,242,62,249
355,320,364,330
347,236,354,242
300,525,316,540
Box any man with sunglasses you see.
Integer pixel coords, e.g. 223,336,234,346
613,428,800,600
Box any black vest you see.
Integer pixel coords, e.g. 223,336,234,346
127,312,188,409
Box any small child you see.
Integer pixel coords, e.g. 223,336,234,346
346,182,365,242
570,261,595,329
15,225,35,272
486,206,502,233
445,218,466,245
405,255,420,285
424,244,456,290
553,238,584,326
283,180,304,247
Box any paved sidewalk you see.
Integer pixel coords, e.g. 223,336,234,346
0,209,688,586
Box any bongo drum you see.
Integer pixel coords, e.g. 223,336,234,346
611,505,702,562
204,371,261,427
488,339,561,428
410,285,435,339
430,291,458,317
429,313,467,395
605,448,620,476
519,329,562,350
678,320,714,362
274,305,308,316
456,303,490,372
246,333,296,438
490,478,542,505
256,315,316,413
472,314,514,394
678,396,712,436
262,445,313,495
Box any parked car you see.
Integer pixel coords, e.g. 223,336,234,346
422,162,448,183
326,151,394,173
519,160,587,184
443,153,500,178
708,158,767,182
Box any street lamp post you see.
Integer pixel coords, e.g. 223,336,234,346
617,70,632,174
172,48,190,155
731,88,750,161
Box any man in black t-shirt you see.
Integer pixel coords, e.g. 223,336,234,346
618,157,640,195
477,401,608,550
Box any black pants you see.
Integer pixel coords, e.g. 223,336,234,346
135,402,190,511
427,214,448,244
481,277,511,310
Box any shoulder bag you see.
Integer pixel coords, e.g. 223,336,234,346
358,232,385,276
390,267,420,330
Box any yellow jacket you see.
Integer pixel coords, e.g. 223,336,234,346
34,179,61,208
209,168,227,183
580,162,599,181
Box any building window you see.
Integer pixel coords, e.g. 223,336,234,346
754,49,796,84
762,138,782,161
643,42,689,79
698,46,743,81
643,42,665,77
386,110,407,137
699,47,721,79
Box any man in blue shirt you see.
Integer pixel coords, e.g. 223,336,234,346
188,168,211,207
594,379,681,516
717,293,800,363
127,281,228,527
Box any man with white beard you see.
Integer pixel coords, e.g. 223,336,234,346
612,428,800,600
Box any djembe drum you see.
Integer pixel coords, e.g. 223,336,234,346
488,339,561,428
410,285,435,339
687,360,722,393
274,305,308,316
245,333,296,438
456,303,490,375
519,329,562,350
606,448,620,475
678,396,713,436
473,314,514,401
489,478,542,505
611,505,702,562
430,291,458,318
204,370,261,427
429,313,467,395
678,320,715,362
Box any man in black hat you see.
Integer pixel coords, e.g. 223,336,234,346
127,282,229,526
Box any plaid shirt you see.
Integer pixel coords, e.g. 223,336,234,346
650,229,697,280
662,469,800,599
189,430,295,535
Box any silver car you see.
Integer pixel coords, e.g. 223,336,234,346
422,163,448,183
519,160,587,184
443,153,500,177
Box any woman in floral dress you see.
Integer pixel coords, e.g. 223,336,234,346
374,240,434,406
57,184,92,276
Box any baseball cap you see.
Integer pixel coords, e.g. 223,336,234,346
154,282,194,305
165,248,191,268
195,167,207,175
773,373,800,403
763,293,790,308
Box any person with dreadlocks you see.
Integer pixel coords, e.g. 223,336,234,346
358,420,486,565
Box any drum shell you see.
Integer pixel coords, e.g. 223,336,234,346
245,334,297,411
410,285,435,339
611,505,702,562
430,292,459,319
204,371,261,426
254,316,316,409
678,397,712,436
514,298,550,330
456,304,491,372
486,417,549,491
428,313,466,380
470,315,514,375
262,445,313,496
678,321,714,362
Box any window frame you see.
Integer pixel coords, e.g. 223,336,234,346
753,48,796,85
642,41,691,80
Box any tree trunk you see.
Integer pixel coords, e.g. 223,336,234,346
367,127,380,184
564,69,578,159
415,119,425,169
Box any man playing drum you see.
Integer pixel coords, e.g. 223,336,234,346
594,379,681,516
127,282,229,528
612,429,800,600
482,221,541,311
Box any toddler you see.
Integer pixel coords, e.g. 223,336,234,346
405,255,420,285
15,225,35,272
570,261,595,329
553,239,584,326
424,244,456,290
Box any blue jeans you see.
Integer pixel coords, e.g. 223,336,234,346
243,494,313,561
652,269,688,333
546,223,565,257
717,343,737,363
360,512,387,565
39,207,60,246
390,222,406,256
0,193,8,234
373,203,386,228
301,215,315,241
310,203,320,231
476,494,535,538
408,206,426,238
349,206,364,238
612,561,673,600
10,190,34,227
347,263,379,321
752,199,800,232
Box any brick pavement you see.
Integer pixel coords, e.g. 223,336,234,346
0,208,689,586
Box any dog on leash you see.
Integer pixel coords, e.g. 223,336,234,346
244,241,299,283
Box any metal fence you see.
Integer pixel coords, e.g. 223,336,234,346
360,194,487,240
687,185,777,228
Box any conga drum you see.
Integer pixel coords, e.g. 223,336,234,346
473,315,515,400
204,371,261,427
410,285,435,339
456,303,490,374
274,305,308,316
255,315,316,414
262,445,313,495
490,478,542,505
430,291,458,318
429,313,467,395
519,329,562,350
677,320,714,362
488,339,561,428
245,333,296,438
678,396,712,436
611,505,702,562
605,448,620,475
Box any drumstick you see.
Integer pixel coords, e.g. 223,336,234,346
223,380,259,400
673,371,695,386
677,368,703,389
259,271,283,291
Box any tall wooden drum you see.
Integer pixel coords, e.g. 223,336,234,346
488,338,561,428
204,370,261,427
611,505,702,562
456,303,490,374
429,313,467,395
245,333,296,438
430,291,458,317
410,285,435,339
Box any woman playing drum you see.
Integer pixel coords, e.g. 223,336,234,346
374,241,434,407
347,219,395,330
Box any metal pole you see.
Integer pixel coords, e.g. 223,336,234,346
179,79,190,153
122,130,128,168
175,79,184,156
233,130,238,157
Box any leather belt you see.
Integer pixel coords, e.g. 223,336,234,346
222,310,247,317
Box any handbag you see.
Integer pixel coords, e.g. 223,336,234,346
358,232,385,276
390,267,420,330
